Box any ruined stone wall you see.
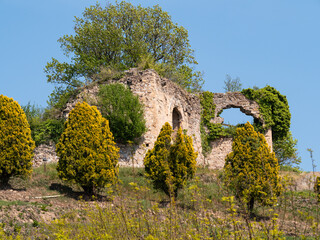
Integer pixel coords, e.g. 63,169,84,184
60,69,203,167
206,92,273,169
206,138,233,169
33,144,58,167
213,92,263,123
119,69,203,166
44,69,272,170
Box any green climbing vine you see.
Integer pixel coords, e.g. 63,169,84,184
199,86,291,155
241,86,291,141
199,91,232,155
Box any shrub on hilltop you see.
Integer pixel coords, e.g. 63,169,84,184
224,122,282,213
144,123,197,199
56,102,119,196
0,95,35,188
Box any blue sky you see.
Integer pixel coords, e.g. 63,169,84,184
1,0,319,171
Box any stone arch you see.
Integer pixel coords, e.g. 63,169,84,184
206,92,273,169
217,107,255,125
213,92,265,125
172,107,182,130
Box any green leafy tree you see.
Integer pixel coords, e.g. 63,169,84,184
22,102,44,126
31,119,64,146
22,103,65,146
273,131,301,166
46,86,79,113
224,74,242,92
45,1,203,93
144,123,197,199
0,95,35,188
98,83,146,143
56,102,119,196
224,122,282,213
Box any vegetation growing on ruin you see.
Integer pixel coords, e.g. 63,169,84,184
199,86,296,167
199,91,240,155
241,86,300,167
44,1,204,114
56,102,119,196
98,83,146,143
0,95,35,188
241,85,291,142
144,123,197,199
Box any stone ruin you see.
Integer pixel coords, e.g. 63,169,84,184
33,69,272,169
33,144,58,167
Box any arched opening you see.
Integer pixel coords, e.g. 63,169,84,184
219,108,254,126
172,107,182,130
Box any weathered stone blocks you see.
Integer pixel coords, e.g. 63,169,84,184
35,69,272,170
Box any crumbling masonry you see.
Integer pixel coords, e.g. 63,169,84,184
34,69,272,169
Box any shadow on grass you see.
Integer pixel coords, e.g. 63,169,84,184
49,183,112,202
249,212,271,221
0,183,26,191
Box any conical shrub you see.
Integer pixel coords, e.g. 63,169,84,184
56,102,119,195
144,122,197,199
0,95,35,187
224,122,282,212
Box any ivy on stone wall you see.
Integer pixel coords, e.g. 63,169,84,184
199,91,230,155
199,86,291,155
241,86,291,141
200,91,215,154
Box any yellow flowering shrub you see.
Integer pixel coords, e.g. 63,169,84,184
224,122,282,212
0,95,35,187
144,123,198,198
56,102,119,195
314,177,320,202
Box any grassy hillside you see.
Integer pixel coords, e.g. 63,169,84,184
0,163,319,239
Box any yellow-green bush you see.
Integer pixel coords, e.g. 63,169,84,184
56,102,119,195
0,95,35,187
144,123,197,199
314,176,320,202
224,122,282,212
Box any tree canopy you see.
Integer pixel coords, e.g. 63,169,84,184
223,74,242,92
45,1,203,92
273,131,301,166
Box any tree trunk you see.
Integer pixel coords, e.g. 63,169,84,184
0,174,11,189
248,197,255,213
82,185,95,197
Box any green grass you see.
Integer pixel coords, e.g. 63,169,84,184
0,200,32,207
2,164,320,239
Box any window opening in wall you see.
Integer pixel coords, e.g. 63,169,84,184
219,108,254,127
172,107,182,130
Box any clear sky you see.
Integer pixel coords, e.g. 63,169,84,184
1,0,319,171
